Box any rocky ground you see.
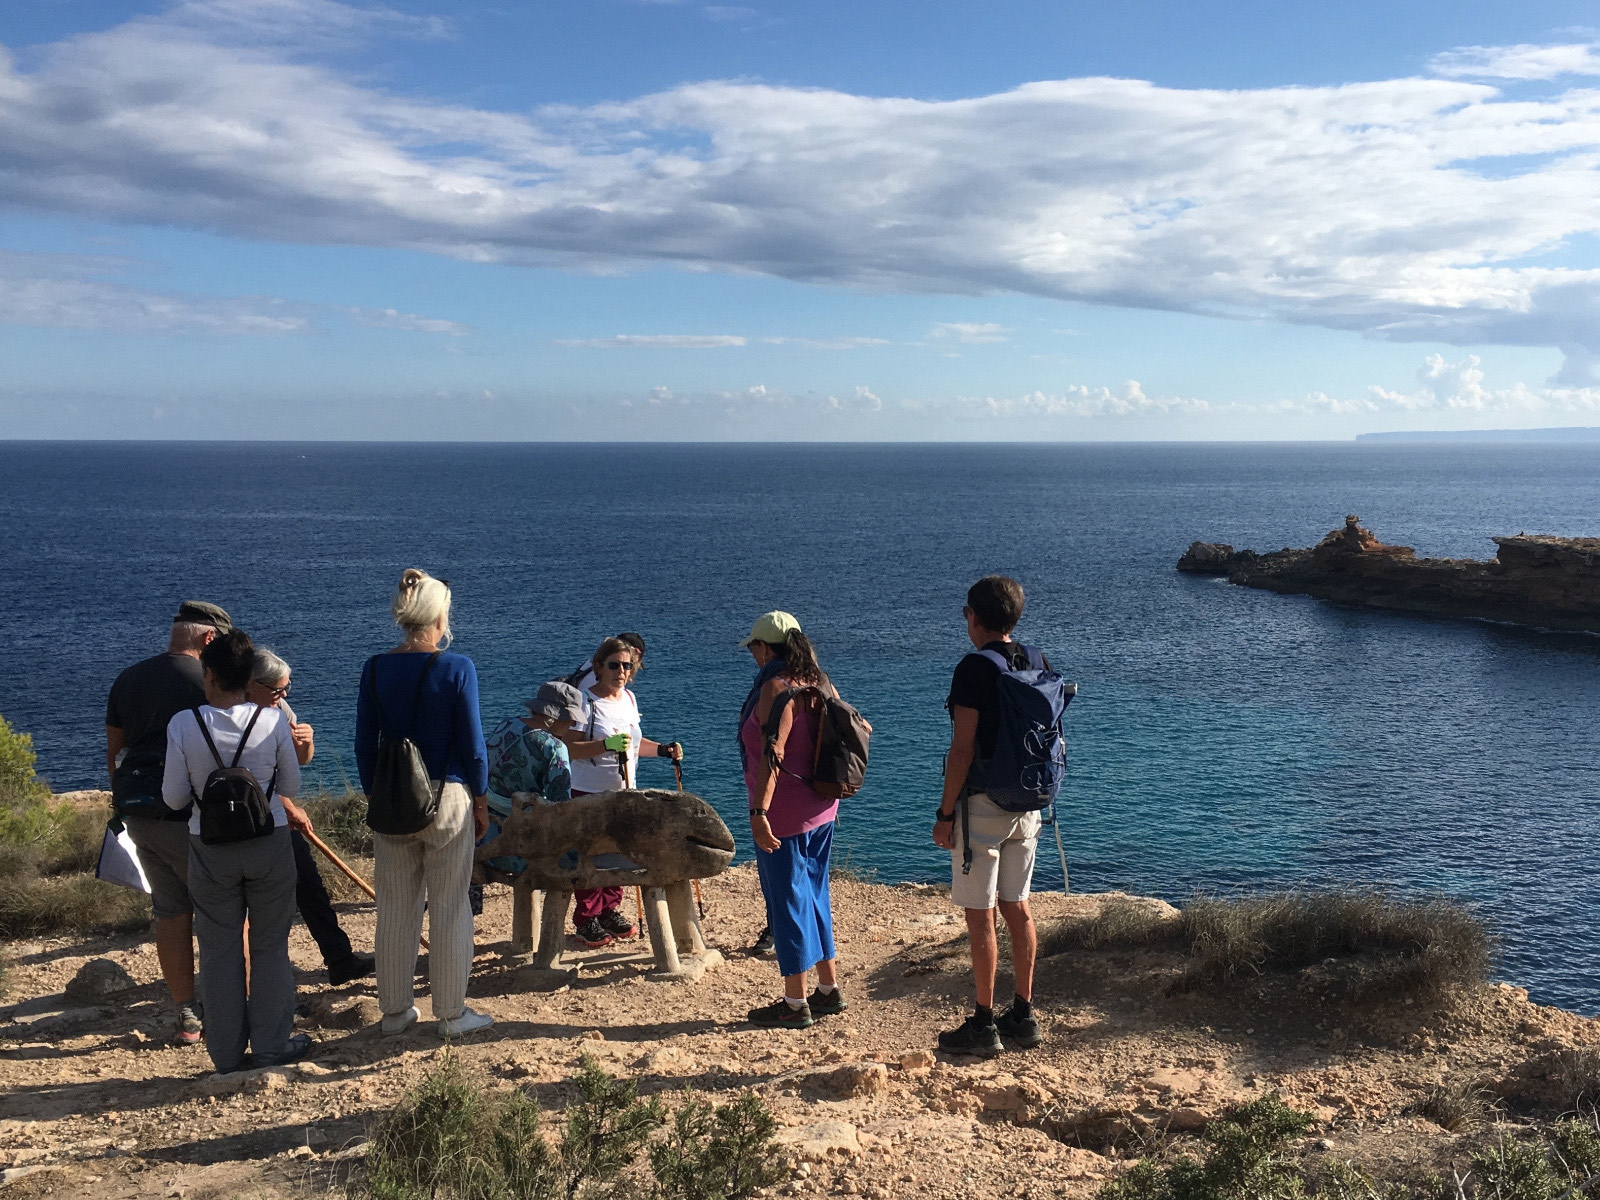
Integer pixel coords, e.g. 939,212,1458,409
2,836,1598,1200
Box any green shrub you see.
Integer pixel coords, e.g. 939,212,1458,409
1469,1137,1561,1200
302,789,372,858
1179,890,1492,1000
649,1090,786,1200
0,712,47,806
1557,1051,1600,1119
1549,1117,1600,1181
1099,1094,1315,1200
355,1054,782,1200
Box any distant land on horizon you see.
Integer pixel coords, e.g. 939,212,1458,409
1357,428,1600,443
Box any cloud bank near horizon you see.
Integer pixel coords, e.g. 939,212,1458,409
2,1,1600,381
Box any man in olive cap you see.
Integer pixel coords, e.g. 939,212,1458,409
105,600,232,1046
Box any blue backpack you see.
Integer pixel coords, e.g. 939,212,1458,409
970,645,1074,813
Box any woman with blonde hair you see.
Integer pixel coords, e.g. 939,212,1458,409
354,569,492,1038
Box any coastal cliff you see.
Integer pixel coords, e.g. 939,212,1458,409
1178,516,1600,632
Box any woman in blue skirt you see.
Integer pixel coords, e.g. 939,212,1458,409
737,611,846,1028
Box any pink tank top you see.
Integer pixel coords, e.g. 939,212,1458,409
740,686,839,839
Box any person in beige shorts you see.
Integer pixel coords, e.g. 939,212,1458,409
932,575,1046,1057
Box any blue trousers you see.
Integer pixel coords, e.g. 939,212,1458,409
755,822,836,978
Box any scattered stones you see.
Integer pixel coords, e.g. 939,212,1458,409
63,958,137,1005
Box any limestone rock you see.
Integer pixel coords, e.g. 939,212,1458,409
820,1062,889,1098
63,958,137,1005
899,1050,936,1071
773,1121,860,1161
1166,1107,1209,1131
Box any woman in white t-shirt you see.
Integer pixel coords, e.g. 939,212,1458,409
561,636,683,948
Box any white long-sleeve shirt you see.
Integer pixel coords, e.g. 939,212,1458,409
162,703,301,837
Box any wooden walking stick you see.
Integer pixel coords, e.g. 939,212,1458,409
303,827,428,950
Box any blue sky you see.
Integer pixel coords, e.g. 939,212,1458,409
2,1,1599,440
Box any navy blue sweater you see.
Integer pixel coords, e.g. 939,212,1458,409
355,651,489,797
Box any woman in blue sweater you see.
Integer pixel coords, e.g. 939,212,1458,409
355,568,492,1039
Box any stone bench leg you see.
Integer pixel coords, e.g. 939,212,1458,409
510,882,540,956
514,888,577,991
642,886,681,975
665,880,706,956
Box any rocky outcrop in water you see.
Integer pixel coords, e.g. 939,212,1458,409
1178,515,1600,632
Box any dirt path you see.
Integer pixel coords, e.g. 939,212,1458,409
3,857,1597,1199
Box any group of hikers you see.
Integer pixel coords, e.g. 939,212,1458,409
104,570,1067,1072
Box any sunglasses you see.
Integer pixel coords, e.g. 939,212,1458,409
962,604,974,618
266,683,290,699
602,660,635,672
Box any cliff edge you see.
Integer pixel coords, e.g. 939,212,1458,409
1178,515,1600,632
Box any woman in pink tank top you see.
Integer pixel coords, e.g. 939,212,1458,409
738,610,847,1030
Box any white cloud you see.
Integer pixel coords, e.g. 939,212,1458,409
5,8,1600,372
348,306,470,335
554,334,747,348
702,6,758,22
761,336,889,349
900,380,1207,419
1429,41,1600,80
930,322,1010,345
1304,353,1600,416
0,249,307,334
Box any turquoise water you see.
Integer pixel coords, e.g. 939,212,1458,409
1,441,1597,1011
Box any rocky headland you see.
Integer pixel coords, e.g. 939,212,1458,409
1178,516,1600,632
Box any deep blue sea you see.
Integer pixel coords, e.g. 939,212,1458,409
2,441,1598,1013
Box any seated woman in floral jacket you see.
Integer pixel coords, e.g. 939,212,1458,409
477,681,579,881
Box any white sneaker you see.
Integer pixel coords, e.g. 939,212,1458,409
381,1006,420,1036
438,1007,493,1038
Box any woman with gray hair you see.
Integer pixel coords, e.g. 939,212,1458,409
248,649,373,987
355,569,492,1038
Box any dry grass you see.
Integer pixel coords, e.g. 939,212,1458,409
1409,1077,1494,1132
1179,889,1493,1000
0,793,151,939
302,788,372,858
1557,1049,1600,1117
1038,895,1183,957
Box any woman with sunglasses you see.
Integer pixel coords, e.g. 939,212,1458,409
562,636,683,948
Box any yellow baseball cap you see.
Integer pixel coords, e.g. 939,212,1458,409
739,610,801,648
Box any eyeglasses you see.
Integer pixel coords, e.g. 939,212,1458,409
961,605,974,618
266,683,290,699
602,660,635,672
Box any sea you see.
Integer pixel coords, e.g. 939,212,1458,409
1,441,1598,1014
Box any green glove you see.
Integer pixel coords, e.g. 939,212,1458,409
603,733,631,753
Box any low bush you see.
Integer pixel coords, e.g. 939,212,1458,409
1558,1050,1600,1119
1099,1097,1600,1200
1179,889,1493,1000
1410,1079,1494,1133
1039,896,1183,957
355,1053,782,1200
0,714,150,938
302,788,373,858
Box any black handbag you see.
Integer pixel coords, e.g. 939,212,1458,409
365,652,445,836
192,705,278,846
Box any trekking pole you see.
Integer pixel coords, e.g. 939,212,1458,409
672,756,706,919
305,828,429,949
1053,819,1070,895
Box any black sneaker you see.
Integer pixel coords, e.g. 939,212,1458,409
937,1014,1002,1057
750,926,775,956
254,1033,314,1068
748,998,814,1029
576,918,614,948
996,1003,1042,1048
328,951,375,987
597,909,637,940
808,986,848,1017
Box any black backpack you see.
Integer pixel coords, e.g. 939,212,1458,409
762,678,872,801
191,705,278,846
365,652,445,836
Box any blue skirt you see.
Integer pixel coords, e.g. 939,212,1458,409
755,822,836,977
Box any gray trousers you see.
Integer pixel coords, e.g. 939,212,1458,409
188,826,297,1072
